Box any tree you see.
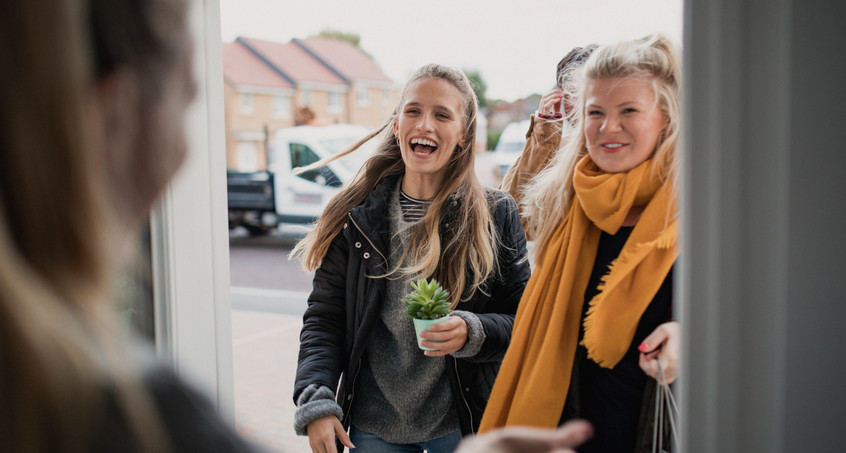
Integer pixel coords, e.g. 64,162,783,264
315,29,371,58
463,69,489,109
317,29,360,47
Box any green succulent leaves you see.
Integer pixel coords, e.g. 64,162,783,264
403,278,451,320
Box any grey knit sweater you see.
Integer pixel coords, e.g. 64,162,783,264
348,183,459,442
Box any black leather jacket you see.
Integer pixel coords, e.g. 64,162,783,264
294,174,530,441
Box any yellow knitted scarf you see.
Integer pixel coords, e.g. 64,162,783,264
479,155,678,431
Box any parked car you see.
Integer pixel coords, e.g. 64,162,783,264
491,119,530,181
227,124,375,235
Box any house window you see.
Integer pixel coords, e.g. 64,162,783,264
240,92,254,115
237,142,259,172
302,89,311,106
356,85,370,107
272,95,291,119
328,91,343,114
382,89,391,106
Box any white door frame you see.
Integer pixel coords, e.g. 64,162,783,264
149,0,235,418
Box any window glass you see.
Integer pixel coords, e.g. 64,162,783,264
289,143,340,186
356,85,369,107
272,95,290,119
241,92,254,114
328,91,343,113
118,226,155,342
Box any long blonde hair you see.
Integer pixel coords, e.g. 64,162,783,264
0,0,190,451
524,33,682,256
292,64,498,305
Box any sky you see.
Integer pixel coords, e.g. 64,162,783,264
218,0,683,102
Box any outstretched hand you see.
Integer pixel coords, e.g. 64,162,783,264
638,321,681,385
455,420,594,453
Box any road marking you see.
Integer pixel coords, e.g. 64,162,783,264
230,286,310,316
230,286,310,300
232,324,302,346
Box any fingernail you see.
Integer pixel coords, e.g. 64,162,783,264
570,421,594,442
583,424,594,440
638,342,649,352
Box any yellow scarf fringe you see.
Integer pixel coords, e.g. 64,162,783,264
479,156,678,431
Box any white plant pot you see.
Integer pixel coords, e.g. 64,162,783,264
412,315,450,351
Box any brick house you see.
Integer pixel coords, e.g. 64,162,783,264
221,42,295,171
291,37,397,128
222,37,398,171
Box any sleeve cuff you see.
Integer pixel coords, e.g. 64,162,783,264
450,310,486,358
294,384,344,436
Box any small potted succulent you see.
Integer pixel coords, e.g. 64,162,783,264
402,278,452,351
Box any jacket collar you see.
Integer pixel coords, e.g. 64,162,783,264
348,173,465,257
347,173,401,259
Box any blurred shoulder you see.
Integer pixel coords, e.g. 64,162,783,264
139,360,264,452
126,347,265,452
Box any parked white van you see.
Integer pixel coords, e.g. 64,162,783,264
491,119,530,181
228,124,375,234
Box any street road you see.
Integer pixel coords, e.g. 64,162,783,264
229,225,314,316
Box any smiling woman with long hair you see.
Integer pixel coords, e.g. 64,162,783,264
481,34,682,453
291,64,530,453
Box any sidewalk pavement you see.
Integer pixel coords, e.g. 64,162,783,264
232,309,311,453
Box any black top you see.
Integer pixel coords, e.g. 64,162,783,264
561,227,673,453
93,356,263,452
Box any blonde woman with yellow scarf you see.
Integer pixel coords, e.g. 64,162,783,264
480,34,682,453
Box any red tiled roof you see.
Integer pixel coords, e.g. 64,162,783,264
239,37,346,87
221,42,293,90
296,37,394,84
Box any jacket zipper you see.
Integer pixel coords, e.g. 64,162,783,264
343,214,383,427
342,360,363,426
453,357,475,433
348,213,388,262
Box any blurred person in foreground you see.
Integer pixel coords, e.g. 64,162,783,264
456,420,593,453
480,34,683,452
0,0,261,451
291,63,530,453
499,45,596,240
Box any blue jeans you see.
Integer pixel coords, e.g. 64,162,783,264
349,426,463,453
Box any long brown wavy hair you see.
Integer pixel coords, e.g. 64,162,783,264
0,0,191,451
291,64,498,305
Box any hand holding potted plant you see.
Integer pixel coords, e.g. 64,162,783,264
403,278,452,351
